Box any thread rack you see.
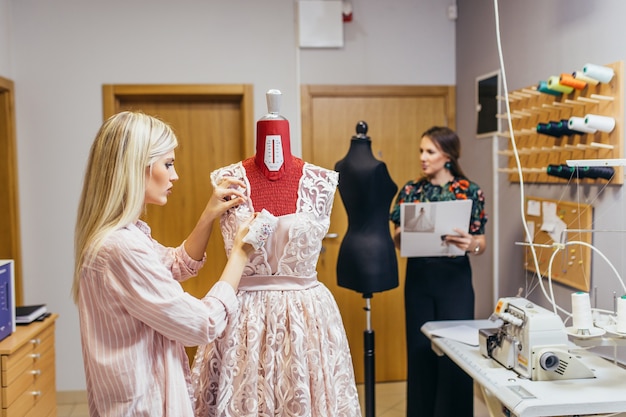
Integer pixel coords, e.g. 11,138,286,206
500,61,623,185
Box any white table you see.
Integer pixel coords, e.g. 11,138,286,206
421,320,626,417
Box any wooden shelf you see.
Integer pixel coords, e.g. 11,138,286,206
505,61,624,184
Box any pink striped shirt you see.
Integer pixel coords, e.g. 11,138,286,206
78,220,238,417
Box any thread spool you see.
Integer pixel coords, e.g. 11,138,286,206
556,119,579,136
572,71,600,86
617,295,626,334
572,292,593,333
538,120,579,137
547,75,574,94
578,166,614,180
548,121,567,137
546,164,572,179
536,122,555,137
547,164,614,181
584,114,615,133
568,116,597,134
559,73,587,90
537,80,562,96
583,63,615,83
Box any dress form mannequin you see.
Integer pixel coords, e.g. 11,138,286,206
243,89,303,216
334,121,399,294
334,121,399,417
192,94,362,417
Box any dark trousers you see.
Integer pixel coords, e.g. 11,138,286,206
404,256,475,417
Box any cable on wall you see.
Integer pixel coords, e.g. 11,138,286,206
491,0,625,321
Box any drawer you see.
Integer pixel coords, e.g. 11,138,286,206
2,364,55,417
24,387,56,417
2,324,54,368
2,326,54,387
2,346,55,408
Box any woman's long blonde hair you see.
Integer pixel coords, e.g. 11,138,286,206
72,111,177,303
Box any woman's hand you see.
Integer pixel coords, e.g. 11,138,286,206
202,177,247,223
444,228,485,255
232,213,257,257
218,213,256,290
185,177,248,261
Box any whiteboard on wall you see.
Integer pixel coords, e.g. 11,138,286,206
298,1,344,48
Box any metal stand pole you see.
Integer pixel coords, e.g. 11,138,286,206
364,294,375,417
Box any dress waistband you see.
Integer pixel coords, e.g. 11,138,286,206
238,274,319,291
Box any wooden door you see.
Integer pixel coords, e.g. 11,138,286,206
301,85,455,383
103,84,253,360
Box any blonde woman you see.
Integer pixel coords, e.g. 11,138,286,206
73,111,253,417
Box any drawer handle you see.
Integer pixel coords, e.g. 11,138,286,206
30,390,42,397
30,369,42,376
30,353,41,359
30,338,41,345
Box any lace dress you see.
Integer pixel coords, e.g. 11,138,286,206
191,161,361,417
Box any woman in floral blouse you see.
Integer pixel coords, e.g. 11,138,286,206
389,126,487,417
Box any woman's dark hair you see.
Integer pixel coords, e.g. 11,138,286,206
421,126,466,178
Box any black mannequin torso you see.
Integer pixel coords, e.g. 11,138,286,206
334,124,399,294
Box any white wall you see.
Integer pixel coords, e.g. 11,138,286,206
299,0,454,85
0,0,11,75
456,0,626,327
5,0,455,392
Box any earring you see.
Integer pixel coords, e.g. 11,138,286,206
444,161,452,170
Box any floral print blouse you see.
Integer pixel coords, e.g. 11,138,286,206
389,176,487,235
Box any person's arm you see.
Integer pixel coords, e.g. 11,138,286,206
393,224,401,250
184,176,247,261
444,181,488,255
215,214,255,290
472,234,486,256
445,228,486,255
105,221,252,346
389,197,403,250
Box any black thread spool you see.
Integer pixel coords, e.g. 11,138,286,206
546,164,574,179
538,120,581,137
577,166,614,180
547,164,615,180
557,119,583,136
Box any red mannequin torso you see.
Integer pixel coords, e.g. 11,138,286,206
247,89,304,216
243,156,303,216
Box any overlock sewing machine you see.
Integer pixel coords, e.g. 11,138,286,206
479,297,595,381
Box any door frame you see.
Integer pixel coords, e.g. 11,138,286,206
0,76,23,305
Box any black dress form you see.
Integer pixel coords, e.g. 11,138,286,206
334,122,399,295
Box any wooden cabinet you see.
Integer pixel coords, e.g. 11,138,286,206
0,314,57,417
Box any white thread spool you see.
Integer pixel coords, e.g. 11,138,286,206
568,116,597,133
584,114,615,133
616,295,626,334
572,70,600,86
571,292,593,334
583,63,615,83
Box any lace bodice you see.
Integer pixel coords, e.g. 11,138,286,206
211,161,338,277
